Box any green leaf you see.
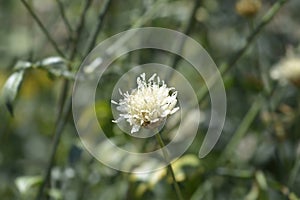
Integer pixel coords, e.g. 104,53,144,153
15,176,42,194
48,188,63,200
1,70,25,116
38,56,65,67
13,60,33,70
255,171,268,190
37,57,74,79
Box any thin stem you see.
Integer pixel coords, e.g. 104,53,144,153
69,0,93,61
165,0,202,82
55,0,73,36
197,0,288,103
220,0,288,75
288,95,300,187
288,155,300,187
103,0,166,57
155,133,184,200
35,1,93,199
35,0,112,197
59,0,92,120
190,178,213,200
20,0,66,58
170,0,201,70
248,18,271,95
84,0,112,56
76,158,95,200
35,96,72,200
218,96,263,163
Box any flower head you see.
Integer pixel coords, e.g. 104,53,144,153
112,73,179,134
270,56,300,87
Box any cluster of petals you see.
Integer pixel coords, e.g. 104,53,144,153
112,73,179,133
270,56,300,87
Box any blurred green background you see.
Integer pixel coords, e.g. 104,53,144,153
1,0,300,199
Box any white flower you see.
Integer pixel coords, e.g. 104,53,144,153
270,56,300,87
112,73,179,134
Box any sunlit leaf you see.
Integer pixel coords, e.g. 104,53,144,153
15,176,42,194
36,57,74,79
289,193,300,200
1,70,25,116
38,56,65,67
172,154,202,181
245,183,259,200
48,188,63,200
255,171,267,190
13,60,32,70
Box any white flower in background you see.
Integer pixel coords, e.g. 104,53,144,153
112,73,179,134
270,56,300,87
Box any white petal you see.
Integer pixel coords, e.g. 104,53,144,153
111,100,119,105
118,88,123,95
131,125,140,133
170,107,180,114
150,118,159,123
149,73,157,82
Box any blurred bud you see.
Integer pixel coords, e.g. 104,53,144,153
235,0,262,17
270,55,300,87
196,7,209,22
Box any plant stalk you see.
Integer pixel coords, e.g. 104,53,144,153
155,133,184,200
20,0,65,58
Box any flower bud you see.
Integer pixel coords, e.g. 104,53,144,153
235,0,262,17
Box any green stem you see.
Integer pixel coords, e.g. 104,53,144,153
69,0,93,61
102,0,166,57
170,0,201,70
288,95,300,187
84,0,112,56
20,0,66,58
220,0,288,75
55,0,73,36
288,155,300,187
218,96,263,163
165,0,202,82
34,1,93,199
155,133,184,200
248,18,271,95
197,0,288,103
35,96,72,200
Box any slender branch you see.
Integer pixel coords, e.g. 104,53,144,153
69,0,93,61
288,96,300,187
35,96,72,200
197,0,288,103
248,18,270,94
165,0,201,82
167,0,289,142
20,0,66,58
35,1,94,199
59,0,92,120
288,155,300,187
103,0,166,57
36,1,112,197
220,0,288,75
155,133,184,200
218,96,263,163
84,0,112,56
55,0,73,36
170,0,201,70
